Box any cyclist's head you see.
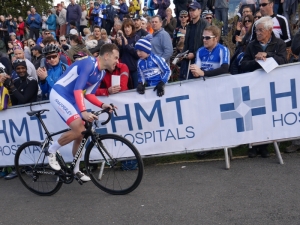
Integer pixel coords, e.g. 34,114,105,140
43,44,61,66
99,43,119,72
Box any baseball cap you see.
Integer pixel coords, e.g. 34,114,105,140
70,29,78,35
31,45,42,53
188,2,201,10
180,10,188,16
9,32,16,36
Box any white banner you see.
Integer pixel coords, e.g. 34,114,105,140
1,63,300,166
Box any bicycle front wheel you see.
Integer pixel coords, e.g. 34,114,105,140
84,134,144,195
15,141,63,196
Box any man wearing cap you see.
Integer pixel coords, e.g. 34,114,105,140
173,10,189,46
31,45,44,70
174,0,189,25
151,15,173,62
57,3,67,36
27,6,42,40
180,1,208,80
66,0,82,34
133,15,148,38
153,0,170,20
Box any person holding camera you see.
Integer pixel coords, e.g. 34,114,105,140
116,19,140,89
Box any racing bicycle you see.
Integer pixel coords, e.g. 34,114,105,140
14,106,144,196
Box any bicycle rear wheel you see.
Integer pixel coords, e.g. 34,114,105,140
84,134,144,195
15,141,63,196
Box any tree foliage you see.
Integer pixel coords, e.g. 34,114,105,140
0,0,52,17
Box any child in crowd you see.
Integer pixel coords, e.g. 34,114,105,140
134,37,171,97
83,28,91,39
101,29,111,44
85,35,98,49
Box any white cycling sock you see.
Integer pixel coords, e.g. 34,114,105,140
48,141,62,154
73,158,81,174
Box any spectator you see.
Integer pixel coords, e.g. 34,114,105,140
96,62,129,96
202,10,214,25
37,30,52,46
254,10,262,22
118,0,129,21
153,0,170,20
250,0,291,47
59,35,71,50
46,9,57,33
6,14,17,34
83,28,92,38
234,14,254,45
0,15,9,48
27,6,42,40
141,17,148,31
241,17,287,158
57,3,67,36
173,10,189,47
238,0,257,16
85,35,98,49
91,2,106,28
87,1,94,31
146,16,154,34
180,2,208,80
7,42,14,61
16,17,25,41
151,15,173,62
189,25,230,78
214,0,229,36
116,19,140,88
88,26,105,57
101,29,112,43
105,0,118,35
232,6,253,44
162,8,177,38
174,0,189,25
282,0,298,23
9,33,22,48
37,44,68,100
31,45,44,70
67,34,92,62
0,39,7,55
135,37,171,97
66,0,82,33
133,15,148,38
80,4,88,36
110,20,123,43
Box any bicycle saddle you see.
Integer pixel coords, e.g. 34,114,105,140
27,109,49,116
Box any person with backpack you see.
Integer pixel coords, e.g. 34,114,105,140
36,44,69,100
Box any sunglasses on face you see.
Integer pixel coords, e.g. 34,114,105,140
30,44,35,47
46,54,58,60
202,35,215,40
259,3,269,7
244,20,252,23
254,16,262,19
180,16,188,18
206,17,212,19
60,39,66,42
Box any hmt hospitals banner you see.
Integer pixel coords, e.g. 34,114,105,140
1,63,300,166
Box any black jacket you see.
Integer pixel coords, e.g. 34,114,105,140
10,74,38,105
240,33,287,72
291,30,300,56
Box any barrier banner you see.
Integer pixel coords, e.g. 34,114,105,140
1,63,300,166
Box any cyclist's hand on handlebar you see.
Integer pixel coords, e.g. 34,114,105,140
101,103,117,113
82,111,98,122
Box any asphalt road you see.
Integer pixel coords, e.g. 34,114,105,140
1,154,300,225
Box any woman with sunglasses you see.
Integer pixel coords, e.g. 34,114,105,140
36,44,69,100
190,25,230,78
253,10,262,22
235,15,254,45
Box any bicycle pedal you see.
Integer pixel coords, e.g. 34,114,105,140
74,176,83,185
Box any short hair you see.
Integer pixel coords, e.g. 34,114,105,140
242,6,252,13
42,36,56,45
59,35,66,40
93,25,101,31
99,43,119,56
151,15,162,22
69,34,83,45
83,28,91,34
204,25,221,40
256,16,273,30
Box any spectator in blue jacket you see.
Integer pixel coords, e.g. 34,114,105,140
66,0,82,33
105,0,118,35
46,9,57,33
27,6,42,40
118,0,129,21
5,15,17,34
135,37,171,97
153,0,170,20
36,44,68,100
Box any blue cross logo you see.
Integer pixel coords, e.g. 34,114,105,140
220,86,266,132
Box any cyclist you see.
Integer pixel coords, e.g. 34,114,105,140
48,43,119,181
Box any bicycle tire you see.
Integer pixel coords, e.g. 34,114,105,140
15,141,63,196
84,134,144,195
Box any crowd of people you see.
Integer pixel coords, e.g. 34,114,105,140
0,0,300,179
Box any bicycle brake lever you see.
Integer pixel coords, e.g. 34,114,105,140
110,103,118,117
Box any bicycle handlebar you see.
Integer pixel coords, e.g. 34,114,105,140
91,103,117,126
